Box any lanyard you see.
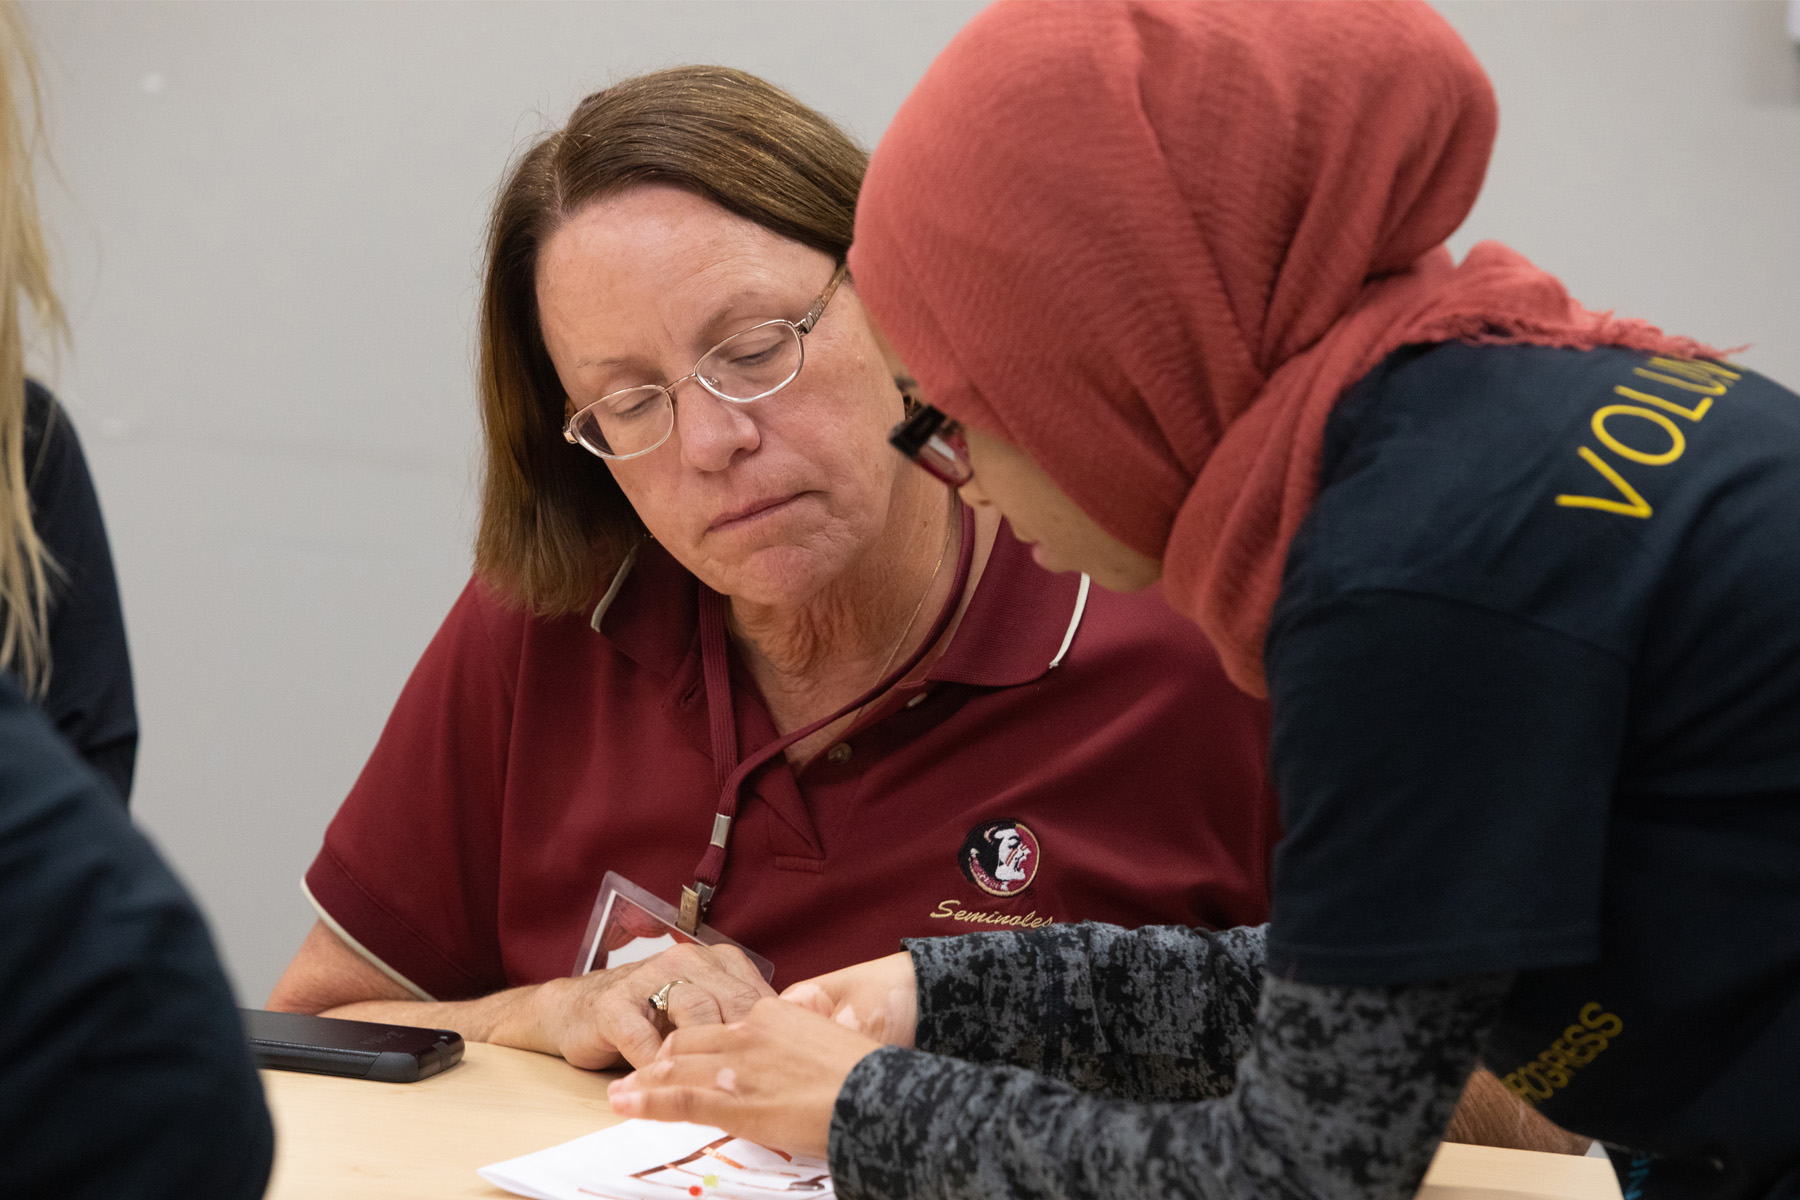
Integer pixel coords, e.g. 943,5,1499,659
679,498,976,933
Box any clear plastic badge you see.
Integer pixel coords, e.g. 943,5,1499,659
573,871,775,982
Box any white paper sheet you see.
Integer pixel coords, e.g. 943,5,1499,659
480,1120,834,1200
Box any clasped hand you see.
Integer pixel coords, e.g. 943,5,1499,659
608,951,918,1157
533,942,778,1070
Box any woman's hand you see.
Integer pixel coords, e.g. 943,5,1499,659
534,942,777,1070
269,920,775,1070
608,997,882,1158
779,951,919,1047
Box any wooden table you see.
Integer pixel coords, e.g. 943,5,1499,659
262,1043,1624,1200
263,1041,619,1198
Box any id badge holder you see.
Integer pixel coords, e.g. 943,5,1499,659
574,871,775,982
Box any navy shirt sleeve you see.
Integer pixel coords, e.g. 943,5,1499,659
0,675,271,1200
1263,587,1626,985
22,382,137,802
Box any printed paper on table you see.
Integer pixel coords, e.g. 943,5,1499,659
480,1119,833,1200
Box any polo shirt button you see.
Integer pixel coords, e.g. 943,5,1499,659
826,743,853,764
905,692,928,708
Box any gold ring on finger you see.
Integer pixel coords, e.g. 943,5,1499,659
648,979,685,1015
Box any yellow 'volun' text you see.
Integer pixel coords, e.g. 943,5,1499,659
1555,357,1740,520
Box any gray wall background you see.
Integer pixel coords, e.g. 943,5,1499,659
22,1,1800,1004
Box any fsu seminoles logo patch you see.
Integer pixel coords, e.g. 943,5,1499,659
960,819,1040,897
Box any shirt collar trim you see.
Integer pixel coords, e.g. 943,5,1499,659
593,517,1086,689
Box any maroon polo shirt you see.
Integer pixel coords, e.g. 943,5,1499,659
305,522,1277,995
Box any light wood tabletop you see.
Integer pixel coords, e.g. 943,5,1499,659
261,1043,1624,1200
262,1041,620,1199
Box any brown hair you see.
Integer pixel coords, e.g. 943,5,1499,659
475,65,866,616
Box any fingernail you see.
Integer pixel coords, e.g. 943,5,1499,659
609,1073,637,1094
835,1004,860,1028
716,1067,737,1092
611,1089,644,1116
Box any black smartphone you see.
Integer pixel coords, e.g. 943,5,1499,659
241,1008,464,1083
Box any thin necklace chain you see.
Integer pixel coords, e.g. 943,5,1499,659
859,487,958,717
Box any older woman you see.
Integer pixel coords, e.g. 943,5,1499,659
611,4,1800,1198
267,66,1276,1073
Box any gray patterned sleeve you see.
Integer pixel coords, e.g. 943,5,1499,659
904,922,1268,1101
828,967,1511,1200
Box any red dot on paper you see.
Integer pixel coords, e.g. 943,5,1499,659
689,1188,702,1196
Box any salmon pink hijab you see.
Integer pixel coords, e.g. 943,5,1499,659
849,0,1716,696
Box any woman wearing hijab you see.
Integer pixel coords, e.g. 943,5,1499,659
609,3,1800,1199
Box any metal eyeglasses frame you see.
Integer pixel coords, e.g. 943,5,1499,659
562,262,849,461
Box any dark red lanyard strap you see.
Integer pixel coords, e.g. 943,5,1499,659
680,498,975,933
696,593,740,793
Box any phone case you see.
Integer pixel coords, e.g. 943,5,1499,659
241,1008,464,1083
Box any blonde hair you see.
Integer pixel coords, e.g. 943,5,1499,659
0,4,65,695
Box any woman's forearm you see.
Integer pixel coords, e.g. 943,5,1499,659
268,919,566,1056
906,922,1268,1101
270,919,776,1069
831,971,1510,1200
317,989,555,1052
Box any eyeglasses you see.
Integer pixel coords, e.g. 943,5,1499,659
888,402,973,486
563,263,849,461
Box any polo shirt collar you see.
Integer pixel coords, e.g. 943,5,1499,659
590,541,700,683
591,516,1088,689
926,518,1085,688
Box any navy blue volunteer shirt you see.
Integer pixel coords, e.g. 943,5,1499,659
0,675,270,1198
19,381,137,801
1263,343,1800,1200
